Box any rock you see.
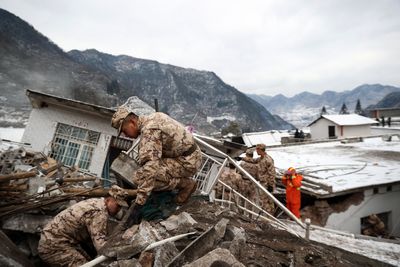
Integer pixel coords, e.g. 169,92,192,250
183,248,245,267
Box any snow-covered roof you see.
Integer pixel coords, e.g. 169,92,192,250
309,114,378,127
268,137,400,197
242,130,291,147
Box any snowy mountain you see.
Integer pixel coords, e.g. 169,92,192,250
248,84,400,127
0,9,118,127
0,8,293,133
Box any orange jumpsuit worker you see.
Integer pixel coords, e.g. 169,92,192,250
282,167,302,218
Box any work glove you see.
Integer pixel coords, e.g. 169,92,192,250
124,203,143,229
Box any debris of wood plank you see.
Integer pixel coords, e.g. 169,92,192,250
62,187,137,197
0,170,37,183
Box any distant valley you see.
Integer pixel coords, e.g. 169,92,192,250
248,84,400,127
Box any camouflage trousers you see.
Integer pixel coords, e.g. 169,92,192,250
133,148,202,205
38,237,91,267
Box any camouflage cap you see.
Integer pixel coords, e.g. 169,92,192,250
245,148,254,157
256,143,266,151
109,185,129,207
111,106,132,136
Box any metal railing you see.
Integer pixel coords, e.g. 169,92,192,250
193,135,306,230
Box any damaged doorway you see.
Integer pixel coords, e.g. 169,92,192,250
102,136,133,187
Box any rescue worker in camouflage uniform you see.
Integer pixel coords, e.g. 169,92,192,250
239,149,260,205
215,163,243,199
256,143,276,214
215,164,245,207
240,149,258,179
38,185,129,267
111,107,202,223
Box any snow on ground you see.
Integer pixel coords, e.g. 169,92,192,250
0,127,25,142
289,221,400,266
267,137,400,195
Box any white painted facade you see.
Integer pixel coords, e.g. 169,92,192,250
310,117,372,140
325,184,400,236
22,105,116,176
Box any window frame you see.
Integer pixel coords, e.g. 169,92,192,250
49,123,100,170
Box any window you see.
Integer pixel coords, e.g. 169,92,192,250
49,123,100,170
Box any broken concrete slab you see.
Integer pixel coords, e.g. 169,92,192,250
227,226,246,259
1,214,52,234
102,221,162,260
153,242,179,267
0,230,34,267
160,212,197,231
167,218,229,267
183,248,245,267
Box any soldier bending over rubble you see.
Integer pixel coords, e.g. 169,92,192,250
38,185,129,267
111,106,202,225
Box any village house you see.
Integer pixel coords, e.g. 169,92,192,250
308,114,377,140
21,90,154,180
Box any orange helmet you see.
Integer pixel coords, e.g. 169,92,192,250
285,167,296,175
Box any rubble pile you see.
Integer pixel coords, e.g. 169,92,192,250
98,199,389,267
0,142,393,267
0,142,122,218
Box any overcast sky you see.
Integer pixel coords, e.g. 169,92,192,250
1,0,400,96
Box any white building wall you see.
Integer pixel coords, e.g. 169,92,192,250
325,184,400,236
22,105,117,176
342,125,371,138
310,119,338,140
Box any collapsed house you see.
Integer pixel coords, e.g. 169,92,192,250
267,137,400,237
1,91,399,266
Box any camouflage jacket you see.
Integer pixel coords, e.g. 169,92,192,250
219,167,243,191
240,156,259,179
257,154,276,187
134,112,199,204
40,198,108,251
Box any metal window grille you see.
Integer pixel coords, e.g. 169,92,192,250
49,123,100,170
